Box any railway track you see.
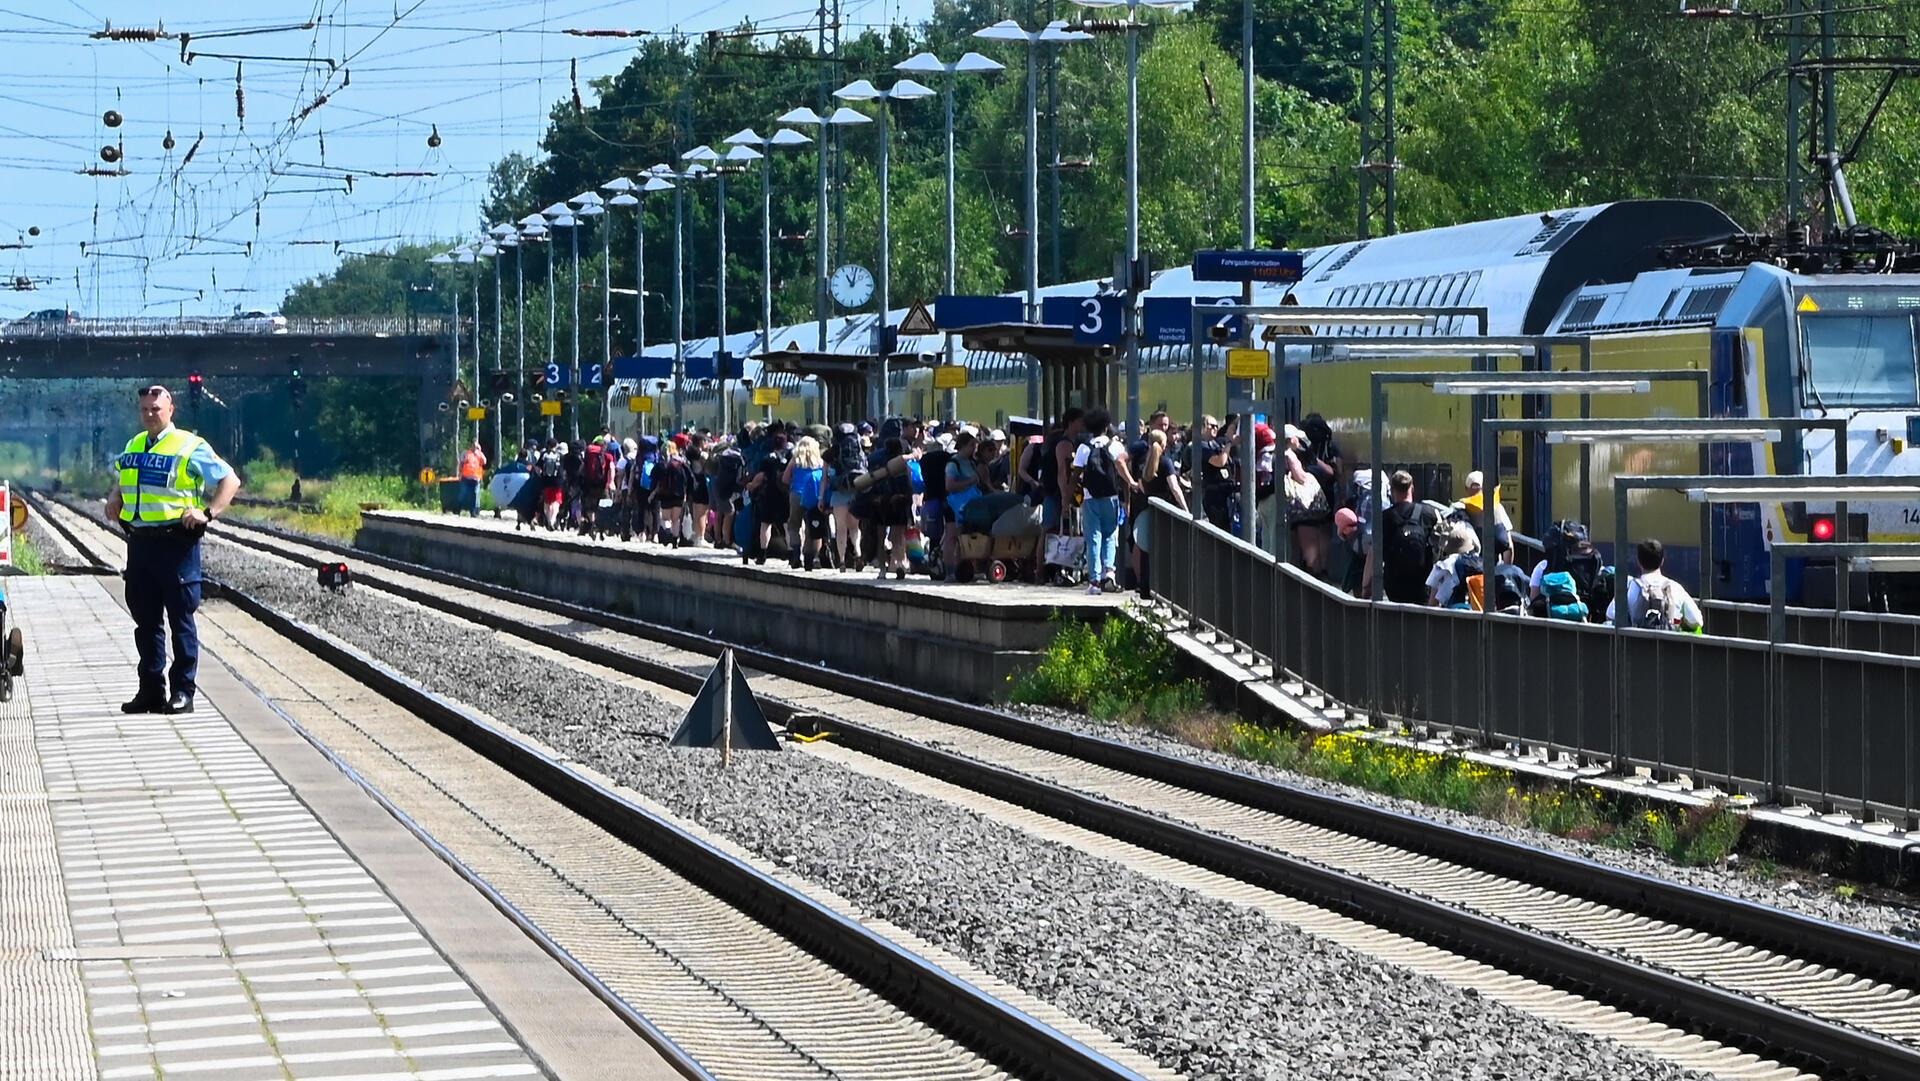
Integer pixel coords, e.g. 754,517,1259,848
42,494,1920,1078
20,490,1159,1081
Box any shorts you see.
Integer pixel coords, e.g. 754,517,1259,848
829,486,855,510
655,496,684,510
875,494,913,528
1041,495,1062,530
541,487,564,507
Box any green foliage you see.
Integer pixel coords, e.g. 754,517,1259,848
233,456,432,541
1012,613,1208,724
1217,725,1745,866
9,531,46,575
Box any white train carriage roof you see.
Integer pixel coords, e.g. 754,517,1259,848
645,199,1740,390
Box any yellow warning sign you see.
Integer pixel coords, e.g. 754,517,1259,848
628,395,654,414
752,387,782,407
540,400,562,416
932,365,969,390
1797,295,1820,313
1226,347,1269,380
466,406,488,421
418,467,437,485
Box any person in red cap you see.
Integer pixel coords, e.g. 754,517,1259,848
672,432,691,450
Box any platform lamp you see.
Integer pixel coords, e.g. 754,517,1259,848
541,203,581,440
972,19,1093,418
487,224,519,455
516,213,552,442
833,76,935,418
646,160,709,427
773,105,870,352
569,191,605,438
1071,0,1190,433
470,240,500,450
427,249,460,468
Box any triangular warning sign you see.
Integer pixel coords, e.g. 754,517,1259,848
899,300,937,336
1798,295,1820,313
668,650,781,752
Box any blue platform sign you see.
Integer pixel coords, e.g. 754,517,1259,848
1142,296,1243,345
935,294,1024,330
1192,249,1305,284
613,355,673,380
544,363,605,388
1040,295,1123,346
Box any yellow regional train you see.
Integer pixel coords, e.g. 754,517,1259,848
652,200,1920,605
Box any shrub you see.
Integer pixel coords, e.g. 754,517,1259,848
1013,612,1210,726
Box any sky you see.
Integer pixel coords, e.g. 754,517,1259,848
0,0,936,319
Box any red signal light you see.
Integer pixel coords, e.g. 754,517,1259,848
1811,516,1836,541
188,372,203,384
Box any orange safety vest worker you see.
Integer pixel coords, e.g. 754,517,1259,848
459,447,486,481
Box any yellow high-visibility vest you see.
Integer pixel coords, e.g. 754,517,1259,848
116,428,206,524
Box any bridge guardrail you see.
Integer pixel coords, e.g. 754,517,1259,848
0,316,449,339
1150,499,1920,825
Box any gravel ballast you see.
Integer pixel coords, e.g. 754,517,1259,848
1007,703,1920,941
205,543,1713,1081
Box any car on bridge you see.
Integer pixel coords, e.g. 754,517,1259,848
227,310,289,333
8,308,78,329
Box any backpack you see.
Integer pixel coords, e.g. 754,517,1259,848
713,448,743,492
656,458,688,501
1382,501,1435,575
581,444,611,488
832,432,868,487
1536,570,1590,622
1081,437,1119,500
1447,553,1483,607
1033,432,1063,504
1637,575,1698,632
540,451,563,480
1546,519,1604,604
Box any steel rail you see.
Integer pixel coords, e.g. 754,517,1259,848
208,576,1151,1081
212,511,1920,990
194,513,1920,1080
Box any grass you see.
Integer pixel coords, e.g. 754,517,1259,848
1014,613,1748,868
229,455,435,541
8,531,46,575
1011,611,1215,728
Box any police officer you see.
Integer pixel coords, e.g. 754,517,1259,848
106,384,240,715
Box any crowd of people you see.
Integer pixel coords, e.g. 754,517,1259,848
470,405,1704,631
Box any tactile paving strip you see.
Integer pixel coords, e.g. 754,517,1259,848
10,576,543,1081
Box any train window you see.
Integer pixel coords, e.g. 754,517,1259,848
1801,314,1919,407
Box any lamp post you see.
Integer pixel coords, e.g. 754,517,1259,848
894,51,1004,413
488,224,518,455
648,161,709,428
541,202,577,440
774,106,871,353
517,213,551,443
575,190,613,433
428,250,459,466
724,126,812,431
974,20,1092,419
833,77,935,418
569,191,604,439
1074,1,1188,434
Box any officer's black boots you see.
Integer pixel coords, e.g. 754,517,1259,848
167,691,195,714
121,690,167,714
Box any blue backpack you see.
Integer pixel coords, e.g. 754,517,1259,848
1537,570,1590,622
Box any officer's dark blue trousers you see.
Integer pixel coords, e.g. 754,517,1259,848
124,528,202,697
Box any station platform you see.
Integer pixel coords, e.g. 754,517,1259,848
0,575,658,1081
355,510,1123,701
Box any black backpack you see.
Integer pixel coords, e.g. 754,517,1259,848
1546,519,1604,611
1081,437,1119,500
657,459,688,500
832,432,867,486
1383,501,1435,574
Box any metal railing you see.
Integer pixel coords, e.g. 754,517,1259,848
0,315,447,339
1151,498,1920,825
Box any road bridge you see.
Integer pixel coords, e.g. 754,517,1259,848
0,315,457,466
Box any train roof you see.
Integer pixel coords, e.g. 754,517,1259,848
647,199,1741,388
